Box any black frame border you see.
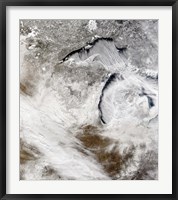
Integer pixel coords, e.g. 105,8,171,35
0,0,177,199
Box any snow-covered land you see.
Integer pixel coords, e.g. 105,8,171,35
20,20,158,180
